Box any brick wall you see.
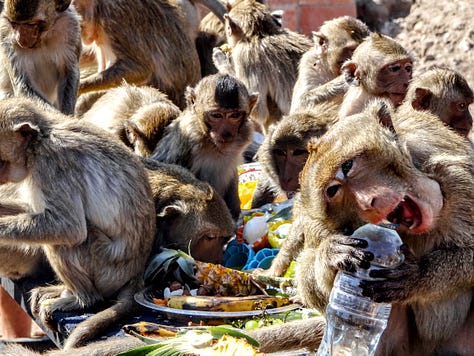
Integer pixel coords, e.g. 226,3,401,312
268,0,357,35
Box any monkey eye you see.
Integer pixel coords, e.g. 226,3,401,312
208,111,224,120
388,64,402,72
228,111,246,122
341,159,353,176
457,102,468,111
404,64,412,74
273,148,286,157
326,182,341,199
293,149,307,156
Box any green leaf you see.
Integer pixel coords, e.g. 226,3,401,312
176,255,196,278
116,343,164,356
208,325,260,347
144,249,180,281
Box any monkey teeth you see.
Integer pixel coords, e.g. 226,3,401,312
385,196,421,230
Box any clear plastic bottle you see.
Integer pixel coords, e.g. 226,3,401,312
316,224,404,356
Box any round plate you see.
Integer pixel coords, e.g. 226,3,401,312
134,288,299,322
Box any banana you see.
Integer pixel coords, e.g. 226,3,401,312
167,295,290,312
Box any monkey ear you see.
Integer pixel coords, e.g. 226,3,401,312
157,205,184,224
411,88,433,111
124,121,140,145
55,0,71,12
374,100,395,132
312,31,328,54
14,122,39,150
224,14,243,40
271,10,284,27
341,61,360,87
248,93,259,114
185,86,197,108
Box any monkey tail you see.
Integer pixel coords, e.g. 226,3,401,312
62,282,141,350
246,315,326,353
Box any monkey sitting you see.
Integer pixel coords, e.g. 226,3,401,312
250,99,474,354
0,97,156,349
150,73,258,221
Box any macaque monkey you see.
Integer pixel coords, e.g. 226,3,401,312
252,99,474,354
150,73,258,220
290,16,370,113
0,0,81,115
144,160,235,264
73,0,203,109
212,0,312,133
80,83,181,157
0,97,156,349
399,66,473,137
250,111,333,209
338,32,413,117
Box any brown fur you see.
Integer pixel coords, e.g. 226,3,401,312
150,73,257,220
339,33,413,118
0,97,156,349
274,99,474,354
291,16,370,113
81,83,181,157
73,0,201,109
212,0,312,133
144,160,235,264
0,0,81,114
399,66,474,138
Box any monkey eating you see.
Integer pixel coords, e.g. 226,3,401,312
250,98,474,355
150,73,258,221
0,97,156,349
0,0,82,115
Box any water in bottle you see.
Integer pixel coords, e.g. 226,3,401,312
316,223,404,356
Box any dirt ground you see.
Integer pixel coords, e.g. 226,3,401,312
358,0,474,87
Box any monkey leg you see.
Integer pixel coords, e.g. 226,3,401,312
62,279,142,350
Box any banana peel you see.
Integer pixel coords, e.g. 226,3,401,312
167,295,290,312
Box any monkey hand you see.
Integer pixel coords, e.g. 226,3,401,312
360,245,420,303
212,47,234,75
328,234,374,274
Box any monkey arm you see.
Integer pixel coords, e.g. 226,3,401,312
79,58,151,95
58,66,81,115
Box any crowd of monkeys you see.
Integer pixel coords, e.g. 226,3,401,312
0,0,473,355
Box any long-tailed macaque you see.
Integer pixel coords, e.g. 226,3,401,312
73,0,203,109
0,97,156,349
250,111,333,208
150,73,258,220
0,0,81,115
399,66,473,137
338,32,413,117
212,0,312,133
290,16,370,113
144,160,235,264
252,99,474,354
80,83,181,157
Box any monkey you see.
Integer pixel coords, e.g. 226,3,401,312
150,73,258,221
252,98,474,354
80,83,181,157
212,0,312,133
250,110,334,209
338,32,413,118
290,16,370,114
73,0,204,109
144,160,236,264
398,66,474,138
0,0,82,115
195,0,283,77
0,97,156,349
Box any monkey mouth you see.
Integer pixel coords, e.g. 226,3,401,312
385,196,422,230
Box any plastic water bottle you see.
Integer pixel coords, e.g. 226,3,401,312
316,224,404,356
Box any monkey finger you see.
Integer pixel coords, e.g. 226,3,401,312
360,279,411,303
333,235,369,248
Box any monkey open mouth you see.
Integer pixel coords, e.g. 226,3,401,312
385,196,422,230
